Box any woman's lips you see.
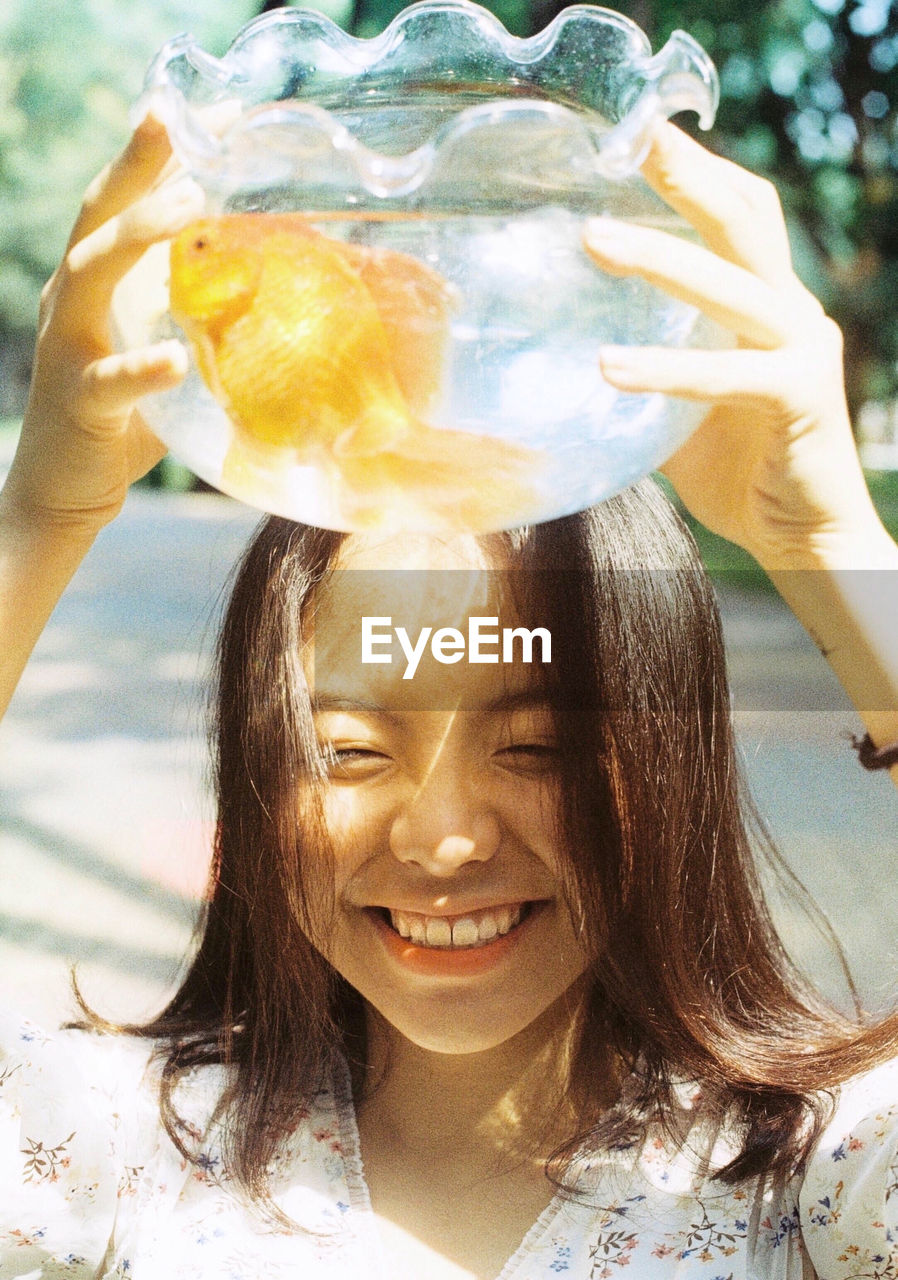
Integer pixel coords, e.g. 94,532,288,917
387,902,527,948
368,901,542,976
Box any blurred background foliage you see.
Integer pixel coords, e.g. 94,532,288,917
2,0,898,469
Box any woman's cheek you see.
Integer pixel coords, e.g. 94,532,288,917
496,778,564,866
319,784,392,875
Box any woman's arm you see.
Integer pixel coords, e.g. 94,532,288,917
764,556,898,778
584,122,898,784
0,112,202,719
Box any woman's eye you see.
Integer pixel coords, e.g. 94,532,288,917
320,745,390,779
495,743,560,775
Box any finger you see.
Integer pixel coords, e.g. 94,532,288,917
68,111,174,249
139,101,245,194
584,220,817,349
56,175,205,334
598,344,799,405
640,122,795,287
80,341,188,421
125,412,169,481
193,97,245,137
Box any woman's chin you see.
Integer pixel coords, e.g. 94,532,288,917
363,980,586,1058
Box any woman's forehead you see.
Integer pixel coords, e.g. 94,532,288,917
333,531,504,573
306,535,550,712
317,532,518,636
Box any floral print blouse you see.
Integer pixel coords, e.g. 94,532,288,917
2,1009,898,1279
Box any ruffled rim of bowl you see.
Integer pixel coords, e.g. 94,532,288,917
137,0,718,193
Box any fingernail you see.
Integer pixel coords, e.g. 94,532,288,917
599,347,641,384
198,98,245,136
139,175,205,235
599,345,637,364
585,217,630,244
130,91,168,135
156,339,189,375
157,174,205,214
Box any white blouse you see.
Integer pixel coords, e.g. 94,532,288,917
2,1009,898,1279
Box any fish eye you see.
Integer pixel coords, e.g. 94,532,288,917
193,236,209,251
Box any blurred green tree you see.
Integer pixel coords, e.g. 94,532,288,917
0,0,258,410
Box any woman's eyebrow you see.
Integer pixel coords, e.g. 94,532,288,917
310,693,404,725
473,689,553,717
311,690,550,716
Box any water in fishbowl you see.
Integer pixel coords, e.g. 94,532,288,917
115,203,720,533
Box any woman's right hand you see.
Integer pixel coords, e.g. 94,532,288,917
1,111,203,537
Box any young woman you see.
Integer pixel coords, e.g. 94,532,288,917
1,112,897,1279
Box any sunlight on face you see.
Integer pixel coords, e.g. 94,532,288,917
301,532,589,1055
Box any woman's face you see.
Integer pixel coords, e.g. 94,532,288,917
302,533,589,1055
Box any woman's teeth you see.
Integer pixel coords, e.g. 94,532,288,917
387,904,525,949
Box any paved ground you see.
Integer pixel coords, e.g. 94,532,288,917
1,481,896,1029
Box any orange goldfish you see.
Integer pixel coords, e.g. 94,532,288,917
168,214,542,529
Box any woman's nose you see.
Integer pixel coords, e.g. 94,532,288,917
388,767,501,874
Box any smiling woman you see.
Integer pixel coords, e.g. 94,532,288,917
302,533,586,1053
61,476,891,1276
1,106,898,1280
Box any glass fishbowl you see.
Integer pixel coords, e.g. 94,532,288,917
113,0,722,532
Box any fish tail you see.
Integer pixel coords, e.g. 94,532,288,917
339,422,545,531
396,422,538,474
333,402,412,458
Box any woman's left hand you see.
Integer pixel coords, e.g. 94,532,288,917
584,130,898,778
583,121,892,572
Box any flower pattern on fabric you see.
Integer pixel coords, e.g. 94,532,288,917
798,1061,898,1280
678,1200,748,1260
761,1203,801,1250
3,1014,898,1279
547,1238,572,1272
588,1230,638,1276
20,1131,76,1184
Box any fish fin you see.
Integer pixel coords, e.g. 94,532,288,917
393,421,539,474
334,242,457,413
338,422,545,532
333,405,410,457
220,436,258,498
188,324,229,409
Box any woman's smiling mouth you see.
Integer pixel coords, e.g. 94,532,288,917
384,903,530,948
366,902,546,976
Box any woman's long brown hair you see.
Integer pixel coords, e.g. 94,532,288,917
77,478,898,1213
